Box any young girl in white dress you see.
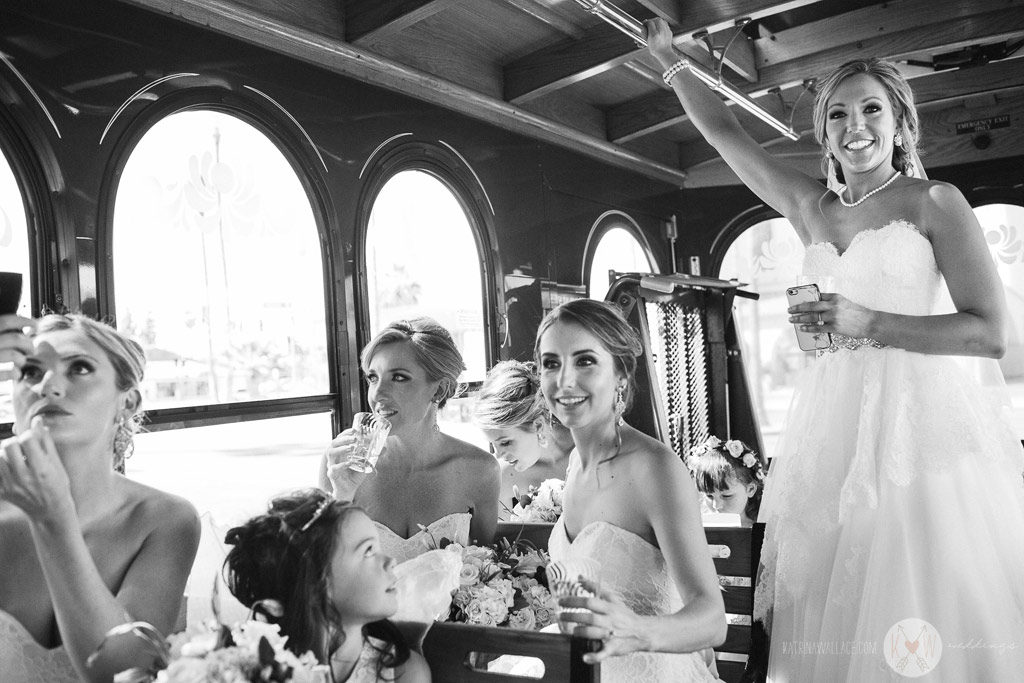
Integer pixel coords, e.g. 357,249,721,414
647,17,1024,681
224,489,431,682
536,299,726,682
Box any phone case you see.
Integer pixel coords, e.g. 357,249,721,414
0,272,22,315
787,283,832,352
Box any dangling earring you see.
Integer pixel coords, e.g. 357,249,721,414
894,131,904,148
614,385,626,427
536,423,550,448
112,415,134,473
825,152,842,193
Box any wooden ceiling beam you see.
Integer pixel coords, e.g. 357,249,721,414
116,0,689,186
498,0,585,39
755,0,1021,68
504,0,819,103
608,9,1024,143
755,8,1024,94
636,0,683,25
345,0,457,45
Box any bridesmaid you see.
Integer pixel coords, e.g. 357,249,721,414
537,299,725,681
473,360,573,516
0,314,199,683
320,317,499,558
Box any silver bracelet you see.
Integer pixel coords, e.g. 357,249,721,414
661,58,690,86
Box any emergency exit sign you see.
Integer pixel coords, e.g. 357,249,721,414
955,115,1010,134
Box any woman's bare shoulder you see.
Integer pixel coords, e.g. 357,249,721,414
620,428,682,476
116,477,201,536
442,434,497,466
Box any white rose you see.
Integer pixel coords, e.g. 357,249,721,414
533,605,554,629
726,440,744,457
743,453,757,468
508,608,537,630
459,563,481,586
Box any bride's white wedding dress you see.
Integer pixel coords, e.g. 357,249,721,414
755,220,1024,681
0,608,78,683
548,517,721,682
376,512,470,563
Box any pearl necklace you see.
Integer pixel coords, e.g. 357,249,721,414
839,171,900,208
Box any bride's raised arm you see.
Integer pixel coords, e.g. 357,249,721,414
646,18,823,237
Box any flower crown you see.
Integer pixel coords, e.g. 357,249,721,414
687,436,765,481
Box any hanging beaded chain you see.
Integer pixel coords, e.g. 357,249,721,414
838,170,901,208
661,58,691,86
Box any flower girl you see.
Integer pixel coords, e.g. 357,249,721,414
687,437,767,528
224,489,430,682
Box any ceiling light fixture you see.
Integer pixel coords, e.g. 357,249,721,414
574,0,800,141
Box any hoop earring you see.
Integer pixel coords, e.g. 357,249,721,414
614,385,626,427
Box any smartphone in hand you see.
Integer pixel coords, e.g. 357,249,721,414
0,272,22,315
787,283,832,352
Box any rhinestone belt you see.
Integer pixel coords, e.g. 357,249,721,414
818,333,889,355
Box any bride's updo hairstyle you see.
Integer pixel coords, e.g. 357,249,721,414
361,317,466,408
473,360,546,431
813,57,920,184
534,299,643,411
223,489,410,669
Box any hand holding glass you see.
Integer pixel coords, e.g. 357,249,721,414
548,557,601,635
346,412,391,473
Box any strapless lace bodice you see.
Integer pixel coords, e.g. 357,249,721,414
548,519,720,682
549,519,681,617
375,512,470,563
803,220,940,315
0,608,78,683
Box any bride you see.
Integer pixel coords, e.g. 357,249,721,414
320,317,499,560
536,298,726,681
647,17,1024,681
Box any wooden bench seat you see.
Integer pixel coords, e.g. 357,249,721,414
419,521,762,682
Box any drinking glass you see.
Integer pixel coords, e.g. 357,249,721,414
346,412,391,473
547,557,601,635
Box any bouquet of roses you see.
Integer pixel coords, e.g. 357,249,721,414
509,478,564,523
443,537,558,631
88,600,327,683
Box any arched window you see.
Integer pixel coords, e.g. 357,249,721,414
0,145,33,424
112,110,333,601
586,213,657,300
718,216,806,457
112,110,328,408
974,202,1024,436
364,169,487,382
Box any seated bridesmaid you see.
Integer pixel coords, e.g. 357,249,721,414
319,317,499,560
0,314,200,683
224,489,430,682
536,299,725,682
473,360,572,517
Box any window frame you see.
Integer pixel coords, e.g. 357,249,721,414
353,140,500,407
582,210,658,298
0,79,62,437
95,88,342,433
